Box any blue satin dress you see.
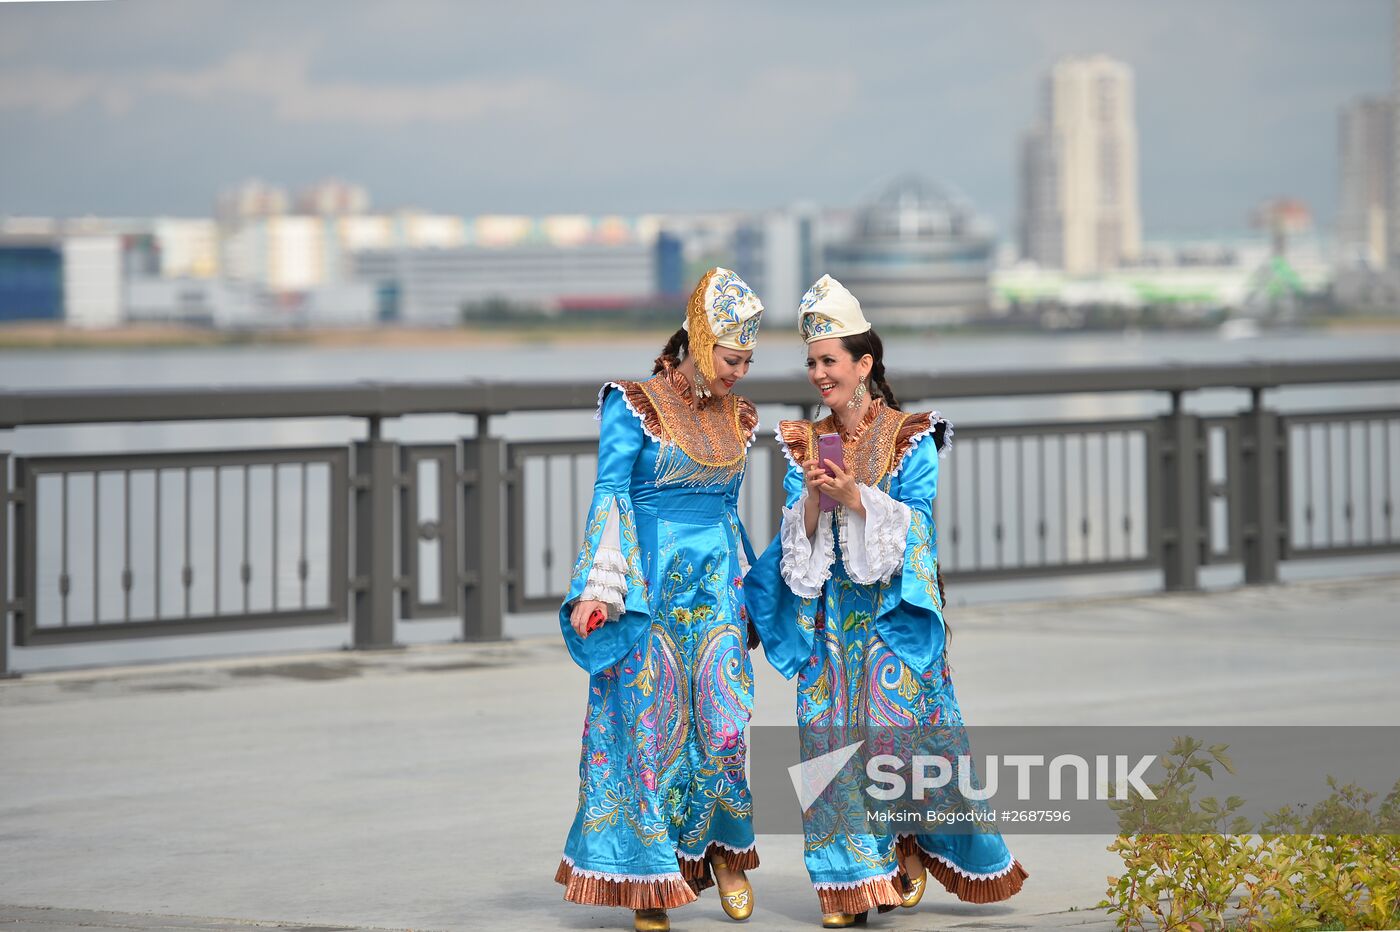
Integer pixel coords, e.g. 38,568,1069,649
745,403,1027,914
555,375,759,911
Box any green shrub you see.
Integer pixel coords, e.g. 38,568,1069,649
1100,737,1400,931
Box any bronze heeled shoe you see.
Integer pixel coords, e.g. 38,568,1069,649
634,908,669,931
820,910,868,928
712,854,754,921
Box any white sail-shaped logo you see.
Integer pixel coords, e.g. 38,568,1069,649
788,740,865,812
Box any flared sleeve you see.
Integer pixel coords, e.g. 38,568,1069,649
743,433,825,679
868,417,951,676
559,386,652,674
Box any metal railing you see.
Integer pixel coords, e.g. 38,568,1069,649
2,358,1399,676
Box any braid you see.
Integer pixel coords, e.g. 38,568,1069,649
652,327,688,375
840,328,901,410
871,358,901,411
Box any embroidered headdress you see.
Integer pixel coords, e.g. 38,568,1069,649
682,267,764,383
798,273,870,343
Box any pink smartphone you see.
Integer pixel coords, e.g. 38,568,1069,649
816,433,844,512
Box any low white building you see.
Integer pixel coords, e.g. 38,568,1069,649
62,236,123,327
353,242,657,324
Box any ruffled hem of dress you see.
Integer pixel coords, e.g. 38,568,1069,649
676,840,760,894
555,855,699,909
897,835,1028,904
889,412,953,476
812,864,904,914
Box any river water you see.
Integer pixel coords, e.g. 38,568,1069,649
3,328,1398,673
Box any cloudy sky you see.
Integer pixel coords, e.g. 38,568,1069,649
0,0,1390,237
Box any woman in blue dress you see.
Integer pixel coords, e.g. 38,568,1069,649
746,275,1028,927
555,268,764,932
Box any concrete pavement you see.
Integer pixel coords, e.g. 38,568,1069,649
3,574,1398,931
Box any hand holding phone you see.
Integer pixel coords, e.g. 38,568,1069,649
816,433,844,512
572,602,609,639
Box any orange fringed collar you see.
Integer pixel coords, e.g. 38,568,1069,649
607,371,758,487
777,399,941,487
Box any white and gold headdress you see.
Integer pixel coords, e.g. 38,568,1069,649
798,274,870,343
683,267,764,383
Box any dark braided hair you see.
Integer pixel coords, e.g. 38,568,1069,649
838,329,900,410
652,327,688,375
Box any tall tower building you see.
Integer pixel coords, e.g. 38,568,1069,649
1339,97,1393,268
1388,0,1400,269
1019,55,1142,275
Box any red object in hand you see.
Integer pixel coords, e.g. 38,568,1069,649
585,607,607,633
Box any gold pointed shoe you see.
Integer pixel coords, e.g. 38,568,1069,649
712,856,754,921
720,883,753,921
634,908,670,932
901,868,926,908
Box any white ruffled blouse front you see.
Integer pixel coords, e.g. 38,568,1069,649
778,485,912,597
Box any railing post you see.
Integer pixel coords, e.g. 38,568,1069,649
1159,394,1205,591
462,416,504,641
352,422,397,649
1240,390,1283,584
1,450,10,678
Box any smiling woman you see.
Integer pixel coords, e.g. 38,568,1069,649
555,268,766,932
746,275,1027,928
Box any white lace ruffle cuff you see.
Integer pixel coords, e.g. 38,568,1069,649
580,498,627,619
580,547,628,618
779,490,835,598
839,484,912,585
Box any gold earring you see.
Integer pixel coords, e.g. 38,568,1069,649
847,377,867,410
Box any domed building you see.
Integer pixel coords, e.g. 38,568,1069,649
824,176,995,327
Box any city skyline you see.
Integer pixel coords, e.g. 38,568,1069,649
0,0,1390,237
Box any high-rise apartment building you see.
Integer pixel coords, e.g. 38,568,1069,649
1389,0,1400,270
1339,97,1393,268
1020,55,1142,275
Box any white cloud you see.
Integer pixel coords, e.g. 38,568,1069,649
0,48,576,125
